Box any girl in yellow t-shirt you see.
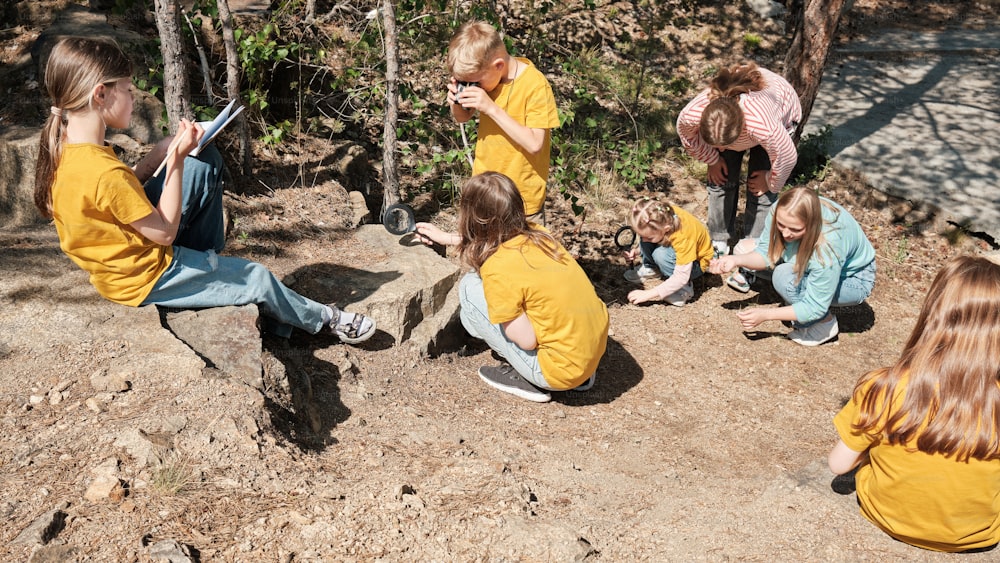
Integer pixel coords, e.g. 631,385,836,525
33,37,374,343
415,172,608,403
623,198,714,307
829,255,1000,553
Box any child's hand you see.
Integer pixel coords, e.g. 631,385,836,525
173,119,204,157
414,222,455,246
453,85,495,114
163,119,204,163
628,288,658,305
623,248,639,262
736,308,766,330
707,159,728,185
709,255,737,275
748,170,771,195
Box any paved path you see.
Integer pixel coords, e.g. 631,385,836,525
807,27,1000,242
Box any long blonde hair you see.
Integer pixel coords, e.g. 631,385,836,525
629,197,681,245
34,37,132,219
699,62,766,147
852,255,1000,462
768,187,832,282
456,172,562,271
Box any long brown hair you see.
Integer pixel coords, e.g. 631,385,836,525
699,62,766,147
768,187,833,282
852,255,1000,462
629,197,681,245
34,37,132,219
456,172,562,271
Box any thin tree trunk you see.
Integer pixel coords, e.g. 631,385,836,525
216,0,251,176
381,0,400,209
153,0,191,130
783,0,846,144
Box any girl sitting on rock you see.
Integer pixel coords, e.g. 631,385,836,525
34,36,374,343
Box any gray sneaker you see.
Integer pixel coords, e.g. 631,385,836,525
478,364,551,403
788,314,839,346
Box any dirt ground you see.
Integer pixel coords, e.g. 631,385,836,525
3,0,1000,561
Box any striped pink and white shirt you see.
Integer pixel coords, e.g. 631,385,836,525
676,67,802,192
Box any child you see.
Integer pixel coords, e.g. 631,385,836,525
34,36,375,343
709,187,875,346
415,172,608,403
447,21,559,225
829,255,1000,553
623,198,714,307
676,62,801,256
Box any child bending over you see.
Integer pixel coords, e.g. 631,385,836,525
623,198,714,307
709,187,875,346
416,173,608,403
34,37,374,343
829,255,1000,553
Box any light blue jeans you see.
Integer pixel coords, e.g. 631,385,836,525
767,260,877,327
458,273,553,390
139,145,327,337
639,242,705,281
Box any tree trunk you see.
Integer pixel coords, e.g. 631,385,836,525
216,0,252,176
381,0,400,209
782,0,846,144
153,0,192,130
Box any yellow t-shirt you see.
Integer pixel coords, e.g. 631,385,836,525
480,231,608,390
51,144,172,306
667,205,714,272
834,377,1000,552
472,58,559,216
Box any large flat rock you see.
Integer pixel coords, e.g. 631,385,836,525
320,225,463,353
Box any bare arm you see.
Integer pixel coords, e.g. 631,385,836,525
447,80,475,124
501,312,537,351
828,439,866,475
130,120,202,246
414,222,461,246
454,86,548,154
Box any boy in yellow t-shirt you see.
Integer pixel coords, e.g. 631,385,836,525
446,21,559,224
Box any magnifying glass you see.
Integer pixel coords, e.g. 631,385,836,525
383,203,416,235
614,225,640,270
613,225,637,250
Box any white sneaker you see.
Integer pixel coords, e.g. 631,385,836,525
788,314,839,346
624,265,660,284
665,283,694,307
